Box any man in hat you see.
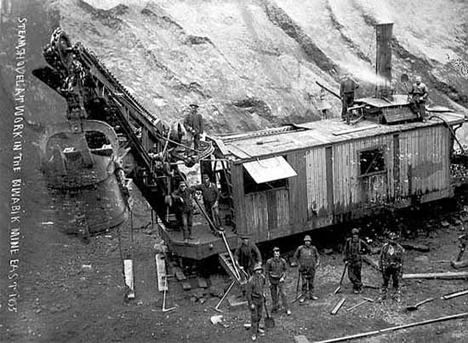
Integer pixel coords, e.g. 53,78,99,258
194,173,221,231
235,234,262,276
245,262,266,342
379,232,405,301
408,76,428,122
183,101,204,150
293,235,320,302
171,180,196,243
340,72,359,121
343,228,371,294
264,247,291,315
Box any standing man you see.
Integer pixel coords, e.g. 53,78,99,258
340,73,359,121
343,228,371,294
408,76,428,122
265,247,291,315
194,173,222,231
171,180,195,243
183,101,204,150
234,234,262,276
245,262,266,342
293,235,320,303
379,232,405,301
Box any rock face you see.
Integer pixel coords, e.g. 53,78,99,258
1,0,468,136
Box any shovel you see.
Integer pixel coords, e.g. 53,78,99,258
264,298,275,329
405,297,434,311
333,263,348,294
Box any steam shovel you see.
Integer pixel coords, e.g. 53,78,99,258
405,297,434,311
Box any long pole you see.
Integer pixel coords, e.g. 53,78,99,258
312,312,468,343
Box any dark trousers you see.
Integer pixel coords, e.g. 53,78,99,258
300,269,316,298
347,261,363,291
269,279,288,311
193,133,201,150
410,100,426,119
204,202,221,228
250,297,264,334
381,266,401,293
341,93,355,119
176,210,193,240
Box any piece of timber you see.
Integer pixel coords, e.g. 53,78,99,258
330,298,346,315
402,271,468,280
332,124,378,136
124,259,135,298
312,312,468,343
155,254,168,292
174,267,187,281
441,288,468,300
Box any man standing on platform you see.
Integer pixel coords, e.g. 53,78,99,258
171,180,195,243
235,234,262,276
194,173,222,231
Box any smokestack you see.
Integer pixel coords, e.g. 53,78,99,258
375,23,393,100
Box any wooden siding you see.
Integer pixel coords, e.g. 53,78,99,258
288,151,308,227
305,148,328,219
398,126,450,197
330,135,394,214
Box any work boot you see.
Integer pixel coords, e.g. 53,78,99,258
311,295,318,301
299,296,306,304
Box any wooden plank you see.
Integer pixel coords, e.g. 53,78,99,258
155,254,168,292
197,277,208,289
393,134,400,200
313,312,468,343
174,266,186,281
332,124,379,136
294,335,310,343
325,147,334,216
403,271,468,280
124,259,135,298
182,281,192,291
231,163,245,234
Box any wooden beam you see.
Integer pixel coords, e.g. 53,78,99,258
402,271,468,280
312,312,468,343
124,259,135,299
155,254,168,292
441,289,468,300
332,125,379,136
330,298,346,315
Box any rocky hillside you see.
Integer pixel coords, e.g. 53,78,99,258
1,0,468,135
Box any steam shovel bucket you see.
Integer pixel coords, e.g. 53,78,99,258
406,297,434,311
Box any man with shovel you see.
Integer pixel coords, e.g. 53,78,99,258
293,235,320,303
245,262,266,342
343,228,371,294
